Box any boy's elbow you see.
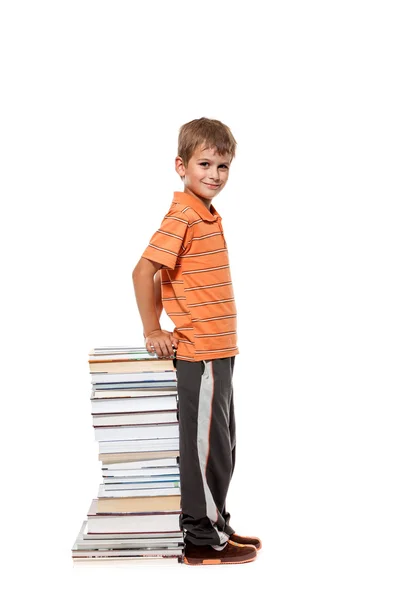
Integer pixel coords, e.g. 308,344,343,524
132,259,145,280
132,263,144,288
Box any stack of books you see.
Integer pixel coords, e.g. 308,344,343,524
71,346,183,564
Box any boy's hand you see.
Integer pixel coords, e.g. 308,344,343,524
145,329,179,358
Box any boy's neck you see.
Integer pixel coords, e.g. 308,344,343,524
182,187,212,211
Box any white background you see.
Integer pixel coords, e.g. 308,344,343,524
1,1,399,598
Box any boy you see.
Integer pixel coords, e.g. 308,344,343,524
132,117,261,565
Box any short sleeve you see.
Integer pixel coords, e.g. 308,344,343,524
141,210,191,270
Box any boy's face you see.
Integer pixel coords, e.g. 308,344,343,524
175,145,232,205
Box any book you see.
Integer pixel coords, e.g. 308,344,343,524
90,347,157,354
73,551,182,560
101,481,180,491
103,476,180,485
96,495,181,513
89,353,160,361
100,450,179,464
103,457,178,470
73,557,182,565
101,479,180,488
89,360,175,373
98,485,180,498
103,466,180,477
93,412,177,426
91,372,176,384
93,389,176,398
74,555,184,563
93,381,177,390
98,439,179,453
91,395,177,414
94,423,179,442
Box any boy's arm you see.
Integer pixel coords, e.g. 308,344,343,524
154,269,163,322
132,257,177,357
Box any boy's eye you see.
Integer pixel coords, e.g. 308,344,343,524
199,162,229,169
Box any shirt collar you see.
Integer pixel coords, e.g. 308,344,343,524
173,191,221,222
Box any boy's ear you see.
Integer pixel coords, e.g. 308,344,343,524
175,156,186,178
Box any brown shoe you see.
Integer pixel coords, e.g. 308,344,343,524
230,533,262,550
183,539,257,565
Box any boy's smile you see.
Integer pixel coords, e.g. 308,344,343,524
175,145,231,209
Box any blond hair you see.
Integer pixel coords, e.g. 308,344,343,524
178,117,237,166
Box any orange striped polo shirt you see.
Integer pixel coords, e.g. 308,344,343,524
142,191,239,362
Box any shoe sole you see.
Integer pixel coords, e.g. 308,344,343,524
183,554,257,565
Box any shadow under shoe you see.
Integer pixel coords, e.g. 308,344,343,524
183,539,257,566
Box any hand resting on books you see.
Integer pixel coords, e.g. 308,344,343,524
145,329,178,358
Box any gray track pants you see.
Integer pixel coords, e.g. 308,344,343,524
173,356,236,546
